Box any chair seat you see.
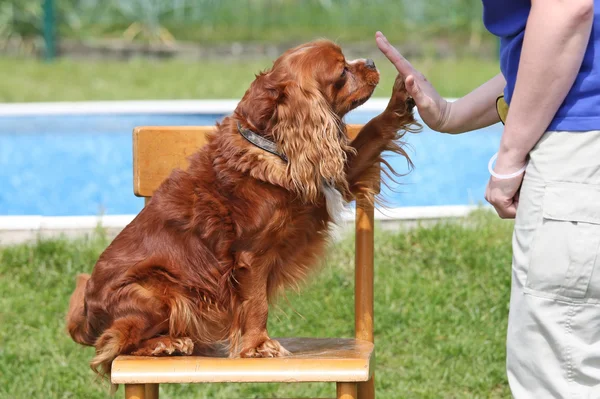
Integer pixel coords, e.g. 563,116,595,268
111,337,374,384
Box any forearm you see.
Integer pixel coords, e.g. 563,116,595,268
443,73,506,134
497,0,593,171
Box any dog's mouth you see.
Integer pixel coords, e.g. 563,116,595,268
339,78,378,116
350,95,370,109
337,92,372,117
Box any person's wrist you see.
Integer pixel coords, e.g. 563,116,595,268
436,99,452,133
494,146,528,175
438,99,466,134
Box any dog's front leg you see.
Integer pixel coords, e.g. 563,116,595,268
345,74,416,191
229,254,290,358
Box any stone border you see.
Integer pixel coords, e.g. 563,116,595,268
0,97,438,119
0,205,487,246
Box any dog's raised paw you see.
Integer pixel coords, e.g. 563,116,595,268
385,73,414,117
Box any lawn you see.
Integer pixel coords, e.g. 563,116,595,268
0,56,499,103
0,210,514,398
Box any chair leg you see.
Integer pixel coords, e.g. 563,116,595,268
145,384,159,399
125,384,145,399
358,377,375,399
337,382,357,399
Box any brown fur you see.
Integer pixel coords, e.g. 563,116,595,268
66,40,418,379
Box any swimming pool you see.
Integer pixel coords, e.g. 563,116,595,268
0,101,502,217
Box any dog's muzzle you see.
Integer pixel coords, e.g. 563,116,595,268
365,58,376,70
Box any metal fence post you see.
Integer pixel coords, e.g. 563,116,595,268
43,0,56,61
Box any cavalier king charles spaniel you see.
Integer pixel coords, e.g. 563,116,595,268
67,39,417,378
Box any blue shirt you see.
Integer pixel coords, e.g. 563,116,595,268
482,0,600,131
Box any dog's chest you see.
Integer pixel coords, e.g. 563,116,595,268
322,184,346,225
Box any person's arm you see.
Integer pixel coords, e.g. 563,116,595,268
494,0,594,176
444,73,505,133
375,32,504,134
485,0,593,219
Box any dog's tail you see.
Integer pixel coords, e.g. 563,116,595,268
66,273,94,346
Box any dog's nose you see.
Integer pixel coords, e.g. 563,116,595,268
365,58,376,70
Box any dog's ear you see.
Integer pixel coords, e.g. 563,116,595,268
236,71,285,135
272,83,351,203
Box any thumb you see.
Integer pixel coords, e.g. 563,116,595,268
405,75,426,105
500,203,517,219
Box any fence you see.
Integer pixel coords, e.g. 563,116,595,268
2,0,488,60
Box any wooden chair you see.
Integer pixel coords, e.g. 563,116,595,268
112,124,377,399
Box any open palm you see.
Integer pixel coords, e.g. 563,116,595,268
375,32,450,132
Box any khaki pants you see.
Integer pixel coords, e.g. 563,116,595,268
508,130,600,398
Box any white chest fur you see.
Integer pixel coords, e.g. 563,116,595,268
322,184,346,226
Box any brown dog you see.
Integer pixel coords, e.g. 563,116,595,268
66,39,417,378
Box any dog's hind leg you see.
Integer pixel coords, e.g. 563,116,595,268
91,314,167,378
66,273,93,345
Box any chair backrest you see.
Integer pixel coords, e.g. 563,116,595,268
132,125,375,347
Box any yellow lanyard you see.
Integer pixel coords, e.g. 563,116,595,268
496,93,509,125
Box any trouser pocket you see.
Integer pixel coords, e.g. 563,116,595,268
526,182,600,301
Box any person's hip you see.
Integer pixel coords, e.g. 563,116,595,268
513,129,600,303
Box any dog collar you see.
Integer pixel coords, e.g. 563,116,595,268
237,122,288,163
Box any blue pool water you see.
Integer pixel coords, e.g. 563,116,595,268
0,110,502,216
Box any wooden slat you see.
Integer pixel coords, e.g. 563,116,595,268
133,125,363,198
125,384,145,399
358,378,375,399
112,338,373,384
133,126,213,197
337,382,358,399
145,384,158,399
355,194,375,399
355,195,374,343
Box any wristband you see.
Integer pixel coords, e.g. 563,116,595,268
488,152,528,180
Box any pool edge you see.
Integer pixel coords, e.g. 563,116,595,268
0,97,456,117
0,205,489,245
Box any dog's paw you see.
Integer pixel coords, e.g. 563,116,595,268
240,339,291,358
385,73,414,117
153,337,194,355
132,337,194,356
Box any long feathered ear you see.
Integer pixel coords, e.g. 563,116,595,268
272,83,352,203
235,71,282,134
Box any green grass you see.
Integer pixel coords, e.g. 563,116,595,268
0,56,499,102
0,210,514,398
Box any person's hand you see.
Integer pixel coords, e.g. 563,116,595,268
375,31,451,132
484,151,527,219
485,176,523,219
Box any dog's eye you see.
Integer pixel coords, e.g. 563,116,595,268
340,67,348,78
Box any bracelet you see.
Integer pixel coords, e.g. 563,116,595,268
488,152,528,180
